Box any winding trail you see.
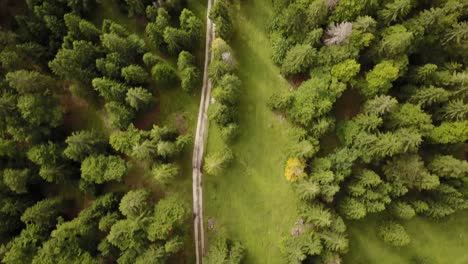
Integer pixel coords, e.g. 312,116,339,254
192,0,215,262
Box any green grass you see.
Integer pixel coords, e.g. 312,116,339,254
203,0,300,263
344,210,468,263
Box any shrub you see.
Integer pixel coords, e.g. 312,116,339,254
152,63,178,87
378,221,411,246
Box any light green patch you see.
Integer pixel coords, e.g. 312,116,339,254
204,0,300,263
345,210,468,264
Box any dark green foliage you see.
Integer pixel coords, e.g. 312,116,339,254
209,0,233,40
101,32,145,60
268,92,293,111
177,51,200,92
126,87,153,110
361,60,400,98
281,231,323,264
270,33,293,65
0,3,196,263
80,154,127,184
27,142,67,183
208,103,235,127
1,224,48,264
92,77,129,102
330,0,378,22
378,221,410,246
17,94,62,127
339,197,366,220
390,201,415,220
212,74,241,105
49,40,100,83
203,147,234,176
110,124,188,163
142,52,160,67
341,170,391,218
105,101,135,129
281,44,317,76
162,9,202,54
378,0,414,25
288,75,345,126
21,198,65,227
145,8,170,50
146,195,188,241
362,95,398,115
119,189,151,219
32,194,118,264
96,52,125,79
271,0,468,261
6,70,55,94
204,235,245,264
151,63,178,87
441,99,468,121
377,25,414,58
428,155,468,179
124,0,151,17
79,20,101,42
121,65,148,85
383,154,439,192
27,142,62,167
64,130,106,162
386,103,433,135
163,27,189,55
152,163,179,185
2,169,32,194
428,121,468,144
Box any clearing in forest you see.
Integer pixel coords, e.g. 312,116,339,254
203,0,300,263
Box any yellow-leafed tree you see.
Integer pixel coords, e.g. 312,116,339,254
284,158,307,182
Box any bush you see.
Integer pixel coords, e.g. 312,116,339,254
177,50,195,71
143,52,161,67
180,67,200,92
152,63,178,87
209,0,233,40
126,87,153,110
203,148,234,176
267,92,293,111
152,163,180,185
121,65,148,85
378,221,411,246
208,103,235,127
220,122,239,143
208,60,234,86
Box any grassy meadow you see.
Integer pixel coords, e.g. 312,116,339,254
203,0,301,262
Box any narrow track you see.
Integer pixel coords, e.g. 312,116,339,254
192,0,215,262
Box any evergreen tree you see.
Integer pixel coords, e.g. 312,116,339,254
121,65,148,85
378,221,410,246
80,154,127,184
64,130,106,162
126,87,153,110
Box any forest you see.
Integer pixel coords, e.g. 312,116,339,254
268,0,468,263
0,0,204,262
0,0,467,263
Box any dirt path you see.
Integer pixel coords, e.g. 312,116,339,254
192,0,215,262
